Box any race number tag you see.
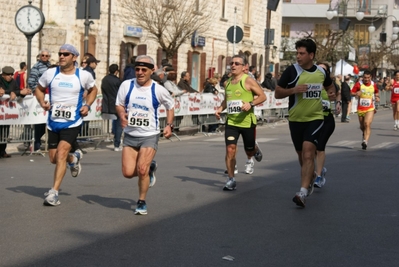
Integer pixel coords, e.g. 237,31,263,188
321,100,330,111
128,108,150,127
359,98,371,107
303,84,322,99
51,103,76,121
227,100,242,114
394,88,399,94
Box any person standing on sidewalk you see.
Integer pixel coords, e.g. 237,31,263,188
341,75,352,123
35,44,98,206
275,39,336,208
28,49,52,151
215,55,266,191
101,64,122,151
351,70,379,150
0,66,18,158
115,55,174,215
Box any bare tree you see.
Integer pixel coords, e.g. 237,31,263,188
121,0,216,60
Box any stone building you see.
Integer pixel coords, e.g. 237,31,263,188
4,0,282,89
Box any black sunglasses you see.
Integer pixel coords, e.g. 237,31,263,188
58,52,73,57
230,61,244,66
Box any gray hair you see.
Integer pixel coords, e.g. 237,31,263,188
154,69,164,76
40,48,51,57
135,55,155,65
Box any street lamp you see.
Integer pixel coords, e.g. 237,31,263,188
326,0,364,80
367,11,399,42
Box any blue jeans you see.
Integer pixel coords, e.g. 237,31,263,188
112,116,123,148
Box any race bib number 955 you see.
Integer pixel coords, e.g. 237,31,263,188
303,84,322,99
128,109,150,127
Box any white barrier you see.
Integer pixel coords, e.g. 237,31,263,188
0,93,289,125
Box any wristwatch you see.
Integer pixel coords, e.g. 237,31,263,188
166,123,174,130
249,101,255,107
84,104,91,111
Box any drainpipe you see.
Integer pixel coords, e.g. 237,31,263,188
106,0,112,72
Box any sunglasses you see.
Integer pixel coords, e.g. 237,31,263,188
41,54,50,57
58,52,72,57
230,61,244,66
135,67,149,73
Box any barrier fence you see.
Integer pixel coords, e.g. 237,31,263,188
2,91,390,151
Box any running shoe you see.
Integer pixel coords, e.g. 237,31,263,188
394,125,398,131
245,159,254,174
254,141,263,162
43,189,60,206
314,176,323,188
223,178,236,191
307,172,316,196
69,149,83,177
135,200,147,215
149,160,157,188
321,167,327,186
361,141,367,150
224,165,238,174
293,191,306,207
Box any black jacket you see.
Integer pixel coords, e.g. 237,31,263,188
123,64,136,81
341,81,351,102
0,77,18,96
177,79,197,93
101,74,121,114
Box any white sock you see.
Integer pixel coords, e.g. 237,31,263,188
69,153,78,164
300,187,308,195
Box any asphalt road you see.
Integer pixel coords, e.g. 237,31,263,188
1,109,399,267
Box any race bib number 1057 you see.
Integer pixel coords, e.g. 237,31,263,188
303,84,322,99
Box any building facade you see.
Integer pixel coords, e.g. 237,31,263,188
282,0,399,76
3,0,282,90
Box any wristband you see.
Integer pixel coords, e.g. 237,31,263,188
84,104,91,111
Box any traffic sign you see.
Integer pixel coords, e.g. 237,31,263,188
227,26,243,43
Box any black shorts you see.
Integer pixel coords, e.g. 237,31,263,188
224,124,256,151
289,120,324,151
47,126,81,149
317,113,335,151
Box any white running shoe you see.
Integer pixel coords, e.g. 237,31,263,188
43,189,60,206
69,149,83,177
254,141,263,162
245,159,254,174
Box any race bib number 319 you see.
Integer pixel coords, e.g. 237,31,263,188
51,103,76,121
303,84,322,99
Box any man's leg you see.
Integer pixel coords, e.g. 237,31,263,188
363,111,374,143
49,141,72,191
341,102,348,122
226,144,238,178
114,116,123,149
300,141,317,190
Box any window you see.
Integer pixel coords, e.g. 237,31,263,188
243,0,252,24
281,24,290,38
314,24,330,38
354,24,370,45
221,0,226,19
